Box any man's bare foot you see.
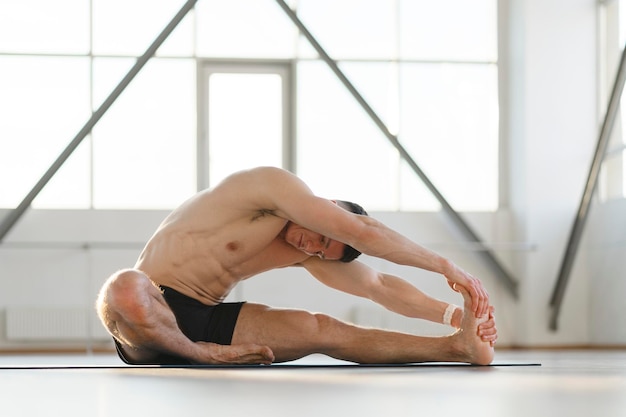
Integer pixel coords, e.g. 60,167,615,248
452,287,495,365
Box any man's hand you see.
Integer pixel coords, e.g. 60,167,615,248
450,305,497,346
444,262,489,317
478,306,498,347
195,342,275,365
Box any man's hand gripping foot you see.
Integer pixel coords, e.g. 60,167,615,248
454,287,496,365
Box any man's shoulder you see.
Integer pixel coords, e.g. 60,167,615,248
213,167,294,198
229,166,291,181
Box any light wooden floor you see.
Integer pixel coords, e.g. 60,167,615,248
0,350,624,417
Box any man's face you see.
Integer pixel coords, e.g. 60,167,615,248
283,223,345,260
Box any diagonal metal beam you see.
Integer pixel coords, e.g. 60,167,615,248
275,0,518,298
548,42,626,331
0,0,198,243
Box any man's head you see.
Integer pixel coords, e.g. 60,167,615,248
281,200,369,262
335,200,368,263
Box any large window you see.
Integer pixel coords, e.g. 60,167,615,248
599,0,626,201
0,0,499,211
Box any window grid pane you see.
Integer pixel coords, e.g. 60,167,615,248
296,61,401,210
399,63,499,211
0,56,91,208
207,73,284,186
92,0,193,56
0,0,90,54
92,59,196,209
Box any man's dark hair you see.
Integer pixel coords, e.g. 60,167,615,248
336,200,369,263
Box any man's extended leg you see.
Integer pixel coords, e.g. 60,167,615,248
232,288,494,365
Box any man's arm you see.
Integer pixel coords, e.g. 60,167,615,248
303,258,457,325
242,167,489,316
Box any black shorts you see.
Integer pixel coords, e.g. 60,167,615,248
114,286,245,365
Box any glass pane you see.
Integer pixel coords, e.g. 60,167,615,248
400,0,497,61
91,58,135,110
207,73,283,186
0,0,89,54
196,0,296,58
92,0,193,56
0,56,91,208
297,0,395,60
622,149,626,197
92,58,196,209
599,152,624,201
400,63,499,211
340,62,400,133
611,0,626,198
399,160,441,211
35,141,91,209
613,100,625,200
619,1,626,150
617,0,626,47
602,0,626,200
297,61,399,211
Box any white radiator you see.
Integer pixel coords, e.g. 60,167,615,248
5,307,110,341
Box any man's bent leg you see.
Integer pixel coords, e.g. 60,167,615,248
98,269,274,365
232,288,494,365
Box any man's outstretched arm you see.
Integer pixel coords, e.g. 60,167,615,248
243,167,490,316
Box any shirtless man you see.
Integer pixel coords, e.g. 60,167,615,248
97,166,497,365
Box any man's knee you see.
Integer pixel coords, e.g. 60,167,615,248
310,313,344,337
97,269,155,328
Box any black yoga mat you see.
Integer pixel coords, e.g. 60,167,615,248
0,362,541,370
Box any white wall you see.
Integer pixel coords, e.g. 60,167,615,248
1,0,623,350
501,0,599,346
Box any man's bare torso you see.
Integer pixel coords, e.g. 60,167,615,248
134,181,308,305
